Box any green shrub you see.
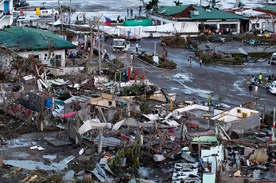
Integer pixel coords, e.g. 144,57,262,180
158,60,177,69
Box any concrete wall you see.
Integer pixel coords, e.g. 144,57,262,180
219,113,260,133
148,14,241,34
228,107,258,119
212,107,259,122
45,66,85,76
18,49,69,67
229,113,260,133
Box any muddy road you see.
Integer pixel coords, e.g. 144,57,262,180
129,38,276,112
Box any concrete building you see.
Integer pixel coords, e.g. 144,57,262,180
212,107,260,133
147,4,248,36
0,26,77,67
227,7,276,34
0,0,13,29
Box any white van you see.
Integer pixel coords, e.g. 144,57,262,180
270,53,276,65
269,81,276,94
112,38,130,52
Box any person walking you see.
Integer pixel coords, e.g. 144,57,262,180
139,6,142,16
164,49,168,60
127,8,129,16
199,58,202,67
259,73,262,84
248,84,253,96
188,56,192,67
254,84,258,96
250,75,255,85
246,74,250,86
130,9,133,17
135,43,139,53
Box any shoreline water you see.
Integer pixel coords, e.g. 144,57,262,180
23,0,271,21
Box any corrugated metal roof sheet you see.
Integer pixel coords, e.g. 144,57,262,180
260,6,276,13
191,6,246,20
191,135,218,144
153,5,247,20
157,5,189,16
0,26,76,51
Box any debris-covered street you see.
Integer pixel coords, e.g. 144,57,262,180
0,36,276,183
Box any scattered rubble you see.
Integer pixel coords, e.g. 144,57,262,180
0,53,275,183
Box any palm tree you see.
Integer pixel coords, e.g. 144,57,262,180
145,0,159,11
206,0,219,9
173,0,183,6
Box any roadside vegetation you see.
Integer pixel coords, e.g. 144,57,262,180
137,52,177,69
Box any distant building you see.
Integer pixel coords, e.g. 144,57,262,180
147,4,248,35
226,6,276,33
0,26,77,67
0,0,13,29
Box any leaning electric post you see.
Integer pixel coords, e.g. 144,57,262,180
85,15,102,75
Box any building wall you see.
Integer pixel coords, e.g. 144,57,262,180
219,113,260,133
228,107,259,118
229,113,260,133
149,14,241,34
249,18,268,32
263,21,276,33
0,0,13,29
18,49,67,67
215,107,258,122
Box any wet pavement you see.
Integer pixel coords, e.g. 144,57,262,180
123,38,276,112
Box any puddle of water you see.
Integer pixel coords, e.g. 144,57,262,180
173,73,192,82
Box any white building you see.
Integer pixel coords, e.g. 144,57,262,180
0,26,77,67
212,107,260,133
0,0,13,29
147,4,247,35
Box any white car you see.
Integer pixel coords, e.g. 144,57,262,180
269,81,276,94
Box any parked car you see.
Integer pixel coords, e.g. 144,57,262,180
269,81,276,94
270,53,276,65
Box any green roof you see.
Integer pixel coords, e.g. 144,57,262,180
259,6,276,13
157,5,189,16
0,26,76,51
123,17,153,26
191,135,218,144
153,4,246,20
191,6,246,20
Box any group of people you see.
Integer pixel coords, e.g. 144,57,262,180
187,56,203,67
246,73,263,96
127,6,143,17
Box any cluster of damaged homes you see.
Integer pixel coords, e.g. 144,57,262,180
1,72,276,183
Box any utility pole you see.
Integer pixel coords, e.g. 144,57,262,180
51,7,54,32
98,24,101,75
85,15,102,75
57,0,63,36
69,0,71,25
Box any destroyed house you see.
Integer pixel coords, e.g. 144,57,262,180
0,26,77,67
212,107,260,133
20,92,52,112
